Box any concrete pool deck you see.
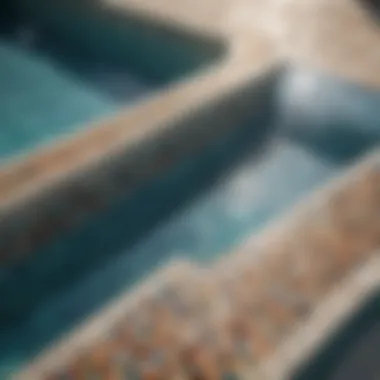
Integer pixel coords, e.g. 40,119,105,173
2,0,380,249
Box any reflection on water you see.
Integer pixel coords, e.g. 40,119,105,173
1,68,380,375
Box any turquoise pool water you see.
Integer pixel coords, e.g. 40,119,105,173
0,0,222,161
0,39,118,161
1,69,380,375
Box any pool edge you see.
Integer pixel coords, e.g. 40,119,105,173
0,57,281,263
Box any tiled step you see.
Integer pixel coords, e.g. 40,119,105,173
15,149,380,380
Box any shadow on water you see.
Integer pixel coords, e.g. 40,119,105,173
1,67,380,373
4,0,225,88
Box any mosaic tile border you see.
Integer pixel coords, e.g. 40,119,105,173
14,149,380,379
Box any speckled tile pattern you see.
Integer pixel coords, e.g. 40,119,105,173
18,151,380,380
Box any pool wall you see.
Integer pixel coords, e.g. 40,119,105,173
0,68,280,263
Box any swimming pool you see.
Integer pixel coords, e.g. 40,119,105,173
1,67,380,376
0,0,223,161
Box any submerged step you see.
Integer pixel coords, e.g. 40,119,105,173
15,149,380,380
